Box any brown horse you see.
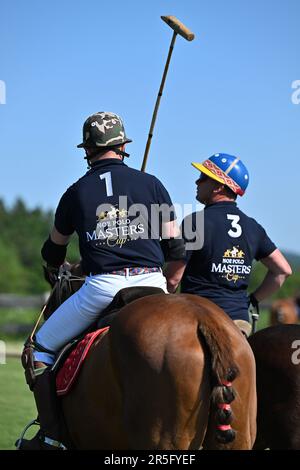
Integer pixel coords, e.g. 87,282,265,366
248,324,300,449
270,298,298,325
47,290,257,450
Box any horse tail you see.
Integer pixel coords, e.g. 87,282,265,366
198,321,239,444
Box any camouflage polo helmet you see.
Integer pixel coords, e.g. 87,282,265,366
77,112,132,148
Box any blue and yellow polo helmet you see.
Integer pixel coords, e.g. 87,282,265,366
192,153,249,196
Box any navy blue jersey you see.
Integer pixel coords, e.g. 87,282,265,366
54,159,175,274
181,201,276,321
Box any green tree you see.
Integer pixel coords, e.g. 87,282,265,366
0,198,81,294
249,260,300,300
0,239,28,293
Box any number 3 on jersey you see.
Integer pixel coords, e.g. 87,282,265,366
100,172,113,197
227,214,242,238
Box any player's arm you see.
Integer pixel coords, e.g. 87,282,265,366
41,186,75,268
50,226,71,245
160,220,186,263
41,226,72,268
160,220,186,293
161,219,180,238
164,260,187,293
252,248,292,301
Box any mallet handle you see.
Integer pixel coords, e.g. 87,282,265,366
141,31,177,172
161,15,195,41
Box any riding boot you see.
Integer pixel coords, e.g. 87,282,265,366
17,368,66,450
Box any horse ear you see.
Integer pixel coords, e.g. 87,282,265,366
43,265,57,288
43,265,51,285
71,263,83,277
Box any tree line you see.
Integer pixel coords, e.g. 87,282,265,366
0,197,299,298
0,198,79,294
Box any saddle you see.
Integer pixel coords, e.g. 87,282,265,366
97,285,165,328
53,286,165,395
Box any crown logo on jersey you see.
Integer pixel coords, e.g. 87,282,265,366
118,208,128,218
107,207,119,219
96,206,128,221
223,246,245,259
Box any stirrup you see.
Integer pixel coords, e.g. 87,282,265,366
15,419,40,449
16,419,67,450
43,436,67,450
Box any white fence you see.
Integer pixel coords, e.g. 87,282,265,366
0,293,272,310
0,293,49,309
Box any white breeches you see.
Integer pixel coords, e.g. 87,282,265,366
34,271,167,364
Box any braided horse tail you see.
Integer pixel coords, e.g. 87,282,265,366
197,313,240,444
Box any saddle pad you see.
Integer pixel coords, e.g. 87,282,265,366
56,327,109,396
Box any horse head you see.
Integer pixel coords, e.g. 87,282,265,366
270,298,298,325
43,263,85,320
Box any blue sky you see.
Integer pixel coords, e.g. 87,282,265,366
0,0,299,253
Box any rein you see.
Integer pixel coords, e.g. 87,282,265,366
56,270,85,305
29,270,85,341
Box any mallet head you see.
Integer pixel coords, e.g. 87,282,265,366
161,15,195,41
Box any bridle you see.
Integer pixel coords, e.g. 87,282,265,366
55,269,85,305
30,269,85,341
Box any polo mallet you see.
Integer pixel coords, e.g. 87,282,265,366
141,16,195,172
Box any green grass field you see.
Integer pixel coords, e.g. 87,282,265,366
0,357,36,450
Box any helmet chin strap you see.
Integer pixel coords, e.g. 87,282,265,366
114,148,130,158
84,147,130,169
84,149,103,161
84,150,98,169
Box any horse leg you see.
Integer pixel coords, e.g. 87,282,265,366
228,338,257,450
